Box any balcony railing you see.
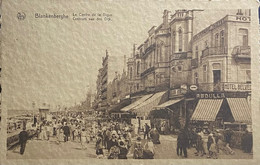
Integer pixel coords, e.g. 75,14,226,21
191,58,198,68
197,82,251,92
171,52,188,60
140,66,155,77
145,43,156,55
232,46,251,59
201,47,228,58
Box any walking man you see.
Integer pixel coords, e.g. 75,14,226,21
63,122,70,142
144,123,150,139
19,127,29,155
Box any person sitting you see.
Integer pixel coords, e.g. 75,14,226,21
118,141,128,159
143,139,155,159
133,137,144,159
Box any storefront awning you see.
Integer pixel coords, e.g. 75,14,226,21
191,99,223,121
132,91,168,117
121,94,153,112
108,99,131,113
154,99,183,110
226,98,251,123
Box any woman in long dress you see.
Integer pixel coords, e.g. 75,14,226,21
81,128,88,150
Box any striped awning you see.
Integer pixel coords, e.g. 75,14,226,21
121,94,153,112
132,91,168,117
191,99,223,121
226,98,251,123
154,99,183,110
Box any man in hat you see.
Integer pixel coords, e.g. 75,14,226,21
63,122,70,142
19,127,29,155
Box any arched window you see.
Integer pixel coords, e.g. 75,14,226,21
178,28,183,52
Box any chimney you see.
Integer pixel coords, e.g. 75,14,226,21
163,10,169,27
133,44,136,57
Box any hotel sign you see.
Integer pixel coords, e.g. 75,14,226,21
223,83,251,92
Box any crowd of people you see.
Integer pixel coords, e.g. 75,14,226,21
16,112,253,159
176,127,253,159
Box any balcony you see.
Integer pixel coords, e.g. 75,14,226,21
171,52,187,60
191,58,198,68
232,46,251,59
201,47,228,58
197,82,251,92
140,66,155,77
144,43,156,55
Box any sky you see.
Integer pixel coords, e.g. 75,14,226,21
1,0,235,110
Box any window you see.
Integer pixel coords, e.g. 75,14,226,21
195,46,199,59
205,40,209,49
203,65,207,82
220,30,224,48
215,33,219,47
246,70,251,83
172,32,176,54
239,29,248,46
137,83,139,90
194,72,198,84
171,66,176,72
178,65,183,72
178,29,183,52
137,61,140,75
130,67,133,79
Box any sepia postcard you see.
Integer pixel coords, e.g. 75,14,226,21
0,0,259,165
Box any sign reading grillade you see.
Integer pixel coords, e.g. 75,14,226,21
223,83,251,91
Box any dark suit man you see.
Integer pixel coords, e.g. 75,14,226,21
19,127,29,155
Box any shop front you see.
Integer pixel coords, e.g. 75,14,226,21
189,92,251,132
150,98,183,134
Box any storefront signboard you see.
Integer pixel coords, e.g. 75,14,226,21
223,83,251,91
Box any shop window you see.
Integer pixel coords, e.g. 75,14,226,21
178,28,183,52
239,28,248,46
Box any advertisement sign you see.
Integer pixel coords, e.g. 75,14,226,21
223,83,251,91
